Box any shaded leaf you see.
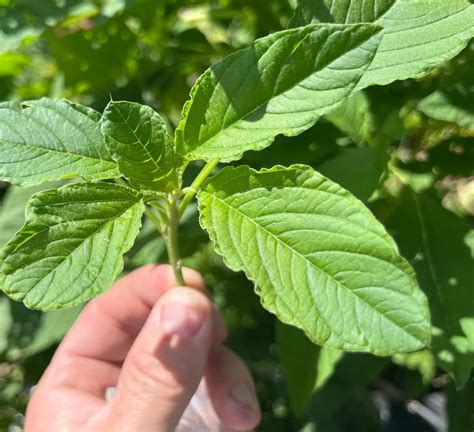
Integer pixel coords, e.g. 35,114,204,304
276,322,342,414
418,91,474,131
386,190,474,387
0,296,11,353
325,92,374,144
302,353,389,430
0,183,144,310
198,165,430,354
447,378,474,432
21,306,82,357
318,146,384,202
0,184,55,247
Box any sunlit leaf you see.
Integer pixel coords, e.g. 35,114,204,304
0,183,144,310
0,98,119,186
177,23,382,162
101,101,180,192
290,0,474,91
198,165,431,354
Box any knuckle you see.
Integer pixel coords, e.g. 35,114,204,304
125,351,186,400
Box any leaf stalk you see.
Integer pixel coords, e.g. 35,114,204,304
178,158,219,217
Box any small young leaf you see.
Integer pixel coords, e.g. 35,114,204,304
198,165,431,355
392,351,436,385
290,0,474,91
418,91,474,131
0,98,119,186
101,101,180,192
0,183,144,310
176,23,382,162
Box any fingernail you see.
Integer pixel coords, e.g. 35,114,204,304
230,382,258,410
161,301,205,339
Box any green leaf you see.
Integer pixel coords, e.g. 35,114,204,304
447,378,474,432
276,322,342,414
418,91,474,130
198,165,431,355
392,350,436,385
303,353,389,430
101,101,180,193
0,182,66,248
176,23,382,162
21,306,82,357
386,190,474,387
1,299,82,359
0,185,49,247
0,296,11,353
324,92,374,144
318,146,384,202
0,183,144,310
290,0,474,91
0,98,119,186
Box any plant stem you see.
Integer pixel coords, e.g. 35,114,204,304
166,193,185,285
178,158,219,217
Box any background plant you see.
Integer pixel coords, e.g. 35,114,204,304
0,1,473,431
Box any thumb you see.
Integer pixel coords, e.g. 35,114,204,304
103,287,213,431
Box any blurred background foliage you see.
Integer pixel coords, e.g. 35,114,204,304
0,0,473,431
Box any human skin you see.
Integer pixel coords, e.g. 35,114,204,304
24,265,261,431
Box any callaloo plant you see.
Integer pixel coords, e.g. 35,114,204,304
0,0,473,401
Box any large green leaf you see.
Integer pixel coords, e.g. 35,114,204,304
176,23,382,162
0,98,119,186
198,165,431,354
101,101,180,193
0,183,144,310
290,0,474,91
386,190,474,387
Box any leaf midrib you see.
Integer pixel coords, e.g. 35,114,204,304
411,192,452,333
112,104,163,175
205,191,425,344
0,138,117,168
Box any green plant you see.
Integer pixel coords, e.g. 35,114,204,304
0,0,473,428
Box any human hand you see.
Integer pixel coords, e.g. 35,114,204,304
25,265,261,431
